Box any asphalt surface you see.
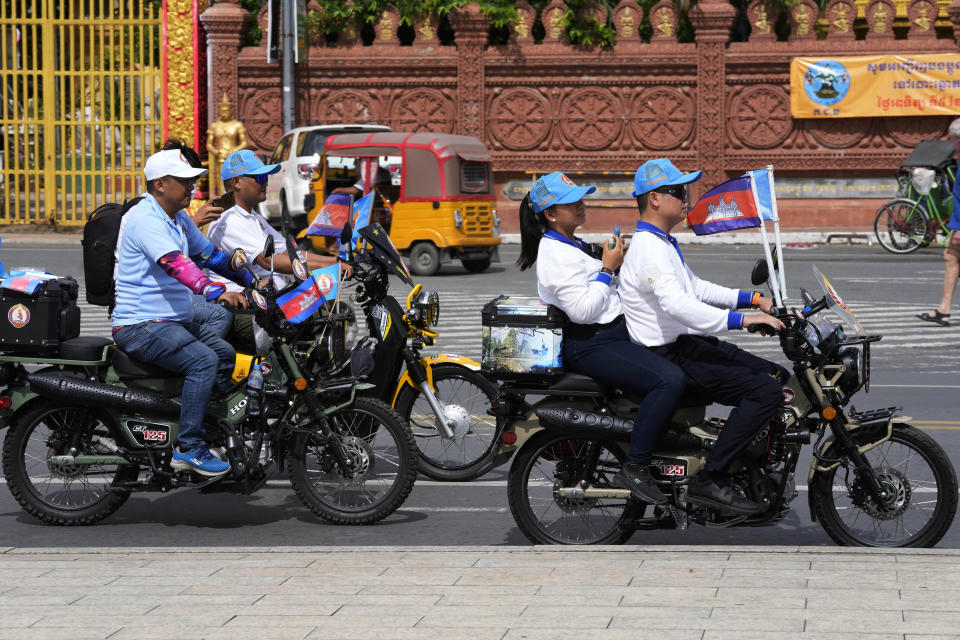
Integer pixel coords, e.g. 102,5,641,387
0,241,958,548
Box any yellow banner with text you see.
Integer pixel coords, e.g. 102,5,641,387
790,54,960,118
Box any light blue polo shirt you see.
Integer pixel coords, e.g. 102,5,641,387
112,193,213,327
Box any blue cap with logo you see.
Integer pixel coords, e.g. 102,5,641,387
632,159,702,197
221,149,281,181
531,172,597,213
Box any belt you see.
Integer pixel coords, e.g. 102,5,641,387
566,315,624,339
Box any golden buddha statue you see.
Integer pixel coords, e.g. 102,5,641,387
206,94,248,197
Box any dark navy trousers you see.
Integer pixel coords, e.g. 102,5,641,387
563,316,687,464
653,335,789,473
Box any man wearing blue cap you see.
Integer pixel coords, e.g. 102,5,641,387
619,159,787,516
208,150,343,291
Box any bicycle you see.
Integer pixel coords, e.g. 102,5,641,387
874,140,956,255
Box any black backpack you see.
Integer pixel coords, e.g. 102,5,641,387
81,196,143,307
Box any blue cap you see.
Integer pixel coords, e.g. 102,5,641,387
632,159,702,197
221,149,281,181
531,172,597,213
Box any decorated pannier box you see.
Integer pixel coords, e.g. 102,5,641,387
481,296,566,380
0,273,81,353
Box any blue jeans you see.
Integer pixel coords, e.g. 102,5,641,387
192,298,233,339
113,318,236,450
563,316,687,464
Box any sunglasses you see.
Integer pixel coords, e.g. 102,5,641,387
242,174,269,185
653,184,687,201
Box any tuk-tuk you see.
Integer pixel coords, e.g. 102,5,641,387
300,132,501,276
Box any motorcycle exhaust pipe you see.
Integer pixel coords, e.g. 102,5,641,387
536,407,633,436
28,372,180,417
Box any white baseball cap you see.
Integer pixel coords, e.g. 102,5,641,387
143,149,208,181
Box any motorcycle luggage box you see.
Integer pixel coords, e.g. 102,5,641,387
0,276,81,353
481,295,565,381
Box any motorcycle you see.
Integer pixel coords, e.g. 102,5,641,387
497,261,958,547
336,222,498,481
0,236,418,525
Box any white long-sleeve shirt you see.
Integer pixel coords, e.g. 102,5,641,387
620,222,751,346
536,231,621,325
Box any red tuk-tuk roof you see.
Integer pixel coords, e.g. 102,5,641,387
324,132,491,162
323,132,493,201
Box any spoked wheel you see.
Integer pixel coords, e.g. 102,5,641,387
811,424,958,547
395,364,498,481
507,431,635,545
2,404,133,525
874,199,930,254
289,397,417,524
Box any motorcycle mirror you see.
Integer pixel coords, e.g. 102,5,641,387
228,248,247,272
263,236,275,259
800,288,816,307
750,258,769,286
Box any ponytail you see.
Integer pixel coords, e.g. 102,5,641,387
516,193,547,271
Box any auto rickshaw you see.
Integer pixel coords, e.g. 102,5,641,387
299,132,501,276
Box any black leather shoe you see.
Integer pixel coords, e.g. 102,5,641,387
686,472,763,515
613,462,668,504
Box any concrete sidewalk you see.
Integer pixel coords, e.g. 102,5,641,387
1,545,959,639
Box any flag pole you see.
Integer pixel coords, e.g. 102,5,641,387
750,173,782,308
767,165,787,303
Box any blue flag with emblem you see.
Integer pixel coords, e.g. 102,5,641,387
746,168,776,222
338,191,375,258
311,264,339,302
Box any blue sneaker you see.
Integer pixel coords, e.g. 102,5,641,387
171,445,231,477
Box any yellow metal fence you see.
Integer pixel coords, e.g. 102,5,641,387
0,0,162,225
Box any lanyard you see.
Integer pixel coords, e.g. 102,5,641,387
634,220,684,264
543,229,595,259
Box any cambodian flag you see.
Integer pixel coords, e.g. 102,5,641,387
275,275,326,324
686,176,762,235
305,193,351,237
311,264,339,301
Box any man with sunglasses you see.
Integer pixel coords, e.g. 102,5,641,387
618,158,787,516
208,150,343,291
113,149,257,477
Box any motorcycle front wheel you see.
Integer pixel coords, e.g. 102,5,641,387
507,430,634,545
288,396,417,525
2,404,132,525
810,424,958,547
394,364,498,481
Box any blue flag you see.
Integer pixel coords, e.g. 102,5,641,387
339,191,375,258
746,168,776,222
311,264,340,301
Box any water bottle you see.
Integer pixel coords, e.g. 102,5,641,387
246,363,264,416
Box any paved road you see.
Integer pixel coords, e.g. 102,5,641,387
0,242,958,548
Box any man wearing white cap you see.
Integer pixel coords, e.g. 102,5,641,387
111,149,256,477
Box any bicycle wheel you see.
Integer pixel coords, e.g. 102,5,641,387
394,364,498,481
874,199,930,254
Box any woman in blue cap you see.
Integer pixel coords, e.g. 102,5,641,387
517,172,687,505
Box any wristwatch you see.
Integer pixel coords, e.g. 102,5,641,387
600,267,615,276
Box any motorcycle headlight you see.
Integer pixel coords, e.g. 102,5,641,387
414,289,440,327
838,346,864,393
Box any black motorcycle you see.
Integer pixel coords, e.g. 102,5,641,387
497,261,958,547
0,238,418,525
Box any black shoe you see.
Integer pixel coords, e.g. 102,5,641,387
686,472,763,515
613,462,668,504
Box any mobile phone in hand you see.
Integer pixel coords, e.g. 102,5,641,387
608,227,621,250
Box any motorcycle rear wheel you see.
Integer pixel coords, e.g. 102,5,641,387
508,430,634,545
810,424,958,547
289,396,417,525
2,404,131,525
395,364,498,481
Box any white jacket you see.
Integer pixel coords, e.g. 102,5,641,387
619,223,749,346
536,232,621,325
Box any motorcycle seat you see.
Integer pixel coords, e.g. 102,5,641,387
546,373,609,395
58,336,112,361
112,348,177,378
